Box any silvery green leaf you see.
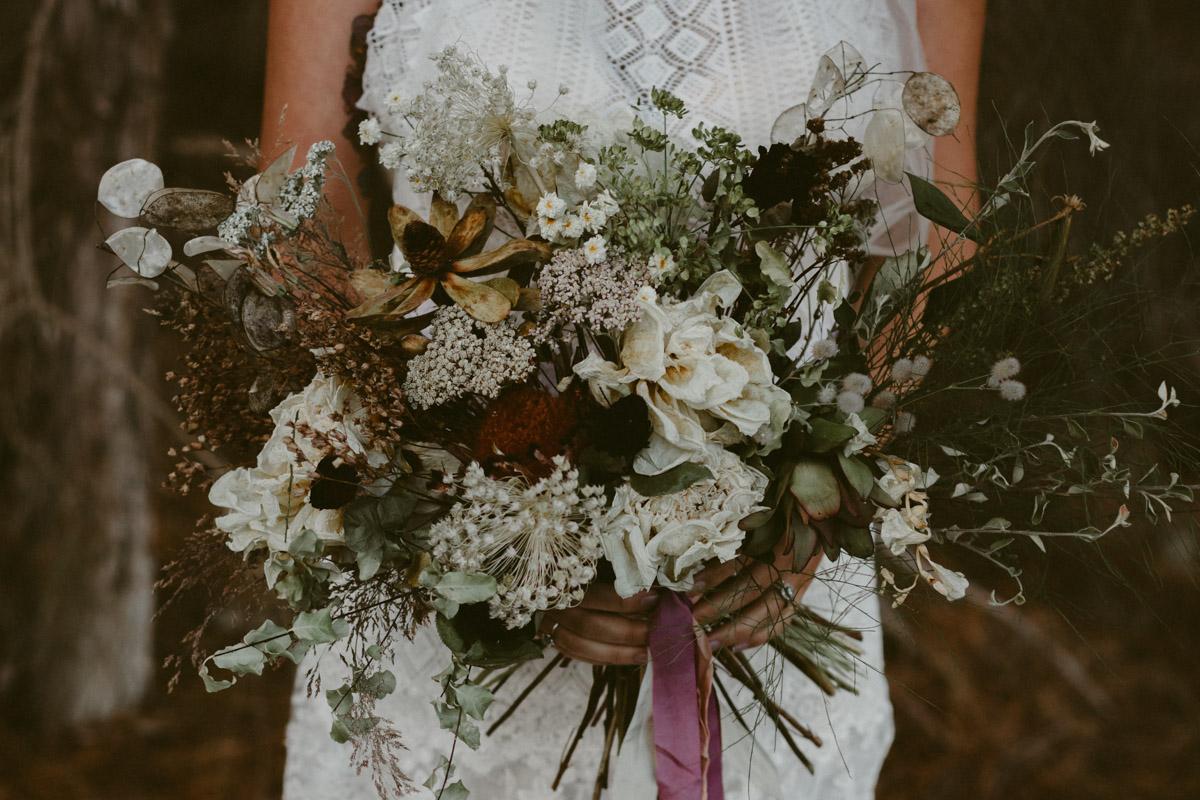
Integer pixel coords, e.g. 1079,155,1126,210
142,188,235,232
630,461,714,496
436,572,497,604
98,158,164,217
901,72,961,137
105,226,172,277
754,241,796,296
184,235,232,257
293,608,340,644
212,642,266,676
440,781,471,800
287,528,321,559
360,670,397,699
837,453,874,499
199,664,234,693
172,263,198,292
454,682,495,720
863,109,906,184
255,145,297,203
246,620,292,656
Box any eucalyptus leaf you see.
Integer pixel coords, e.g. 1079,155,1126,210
199,664,234,693
212,642,266,676
630,461,713,497
245,619,292,657
754,241,796,296
360,670,397,699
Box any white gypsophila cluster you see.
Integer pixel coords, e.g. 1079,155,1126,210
601,444,767,597
430,457,605,629
403,306,535,409
397,46,537,200
208,373,386,558
358,117,383,146
536,245,652,339
218,141,334,249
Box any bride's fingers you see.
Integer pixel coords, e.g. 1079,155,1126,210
550,623,649,666
577,583,659,614
555,607,651,647
704,573,806,652
691,557,779,626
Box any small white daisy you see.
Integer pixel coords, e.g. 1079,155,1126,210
384,89,408,115
647,252,675,274
379,142,404,170
357,117,383,146
636,285,658,304
574,162,598,189
578,202,607,233
538,215,564,239
593,190,619,216
558,213,582,238
536,192,567,218
582,236,608,264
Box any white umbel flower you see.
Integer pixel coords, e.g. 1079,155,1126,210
430,457,606,629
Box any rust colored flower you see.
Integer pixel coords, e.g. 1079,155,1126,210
347,193,550,324
474,385,579,466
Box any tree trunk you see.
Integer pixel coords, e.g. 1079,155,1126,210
0,0,171,726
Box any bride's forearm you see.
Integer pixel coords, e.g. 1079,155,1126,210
263,0,380,260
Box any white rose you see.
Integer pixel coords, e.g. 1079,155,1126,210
600,445,767,596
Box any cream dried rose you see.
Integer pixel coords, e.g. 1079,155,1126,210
600,444,768,597
574,270,791,473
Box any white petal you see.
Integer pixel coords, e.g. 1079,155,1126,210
863,108,906,184
98,158,164,218
105,226,172,277
184,235,232,257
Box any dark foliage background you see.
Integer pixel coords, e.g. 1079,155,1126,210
1,1,1198,798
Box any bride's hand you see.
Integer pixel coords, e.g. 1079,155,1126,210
541,583,658,666
690,534,822,653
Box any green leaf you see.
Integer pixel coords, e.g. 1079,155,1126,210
788,458,842,520
435,703,482,750
754,241,796,297
804,418,858,454
856,407,889,432
439,781,471,800
326,683,353,713
342,494,419,580
329,718,352,744
360,670,397,699
837,453,874,500
1123,418,1144,439
455,682,496,720
293,608,340,645
199,664,234,693
245,620,292,657
833,522,875,560
436,572,498,604
630,461,714,497
287,528,321,559
907,172,983,243
212,643,266,677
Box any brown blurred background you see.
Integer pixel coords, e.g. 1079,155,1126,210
1,1,1198,798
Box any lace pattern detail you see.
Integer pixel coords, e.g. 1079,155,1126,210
284,556,893,800
285,2,926,796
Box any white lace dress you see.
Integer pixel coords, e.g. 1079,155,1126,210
285,2,929,797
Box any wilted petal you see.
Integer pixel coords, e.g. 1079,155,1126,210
184,235,233,257
441,272,513,323
98,158,164,218
105,226,172,277
452,238,551,275
428,192,460,238
387,204,424,248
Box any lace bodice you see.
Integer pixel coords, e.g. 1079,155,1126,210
285,2,927,797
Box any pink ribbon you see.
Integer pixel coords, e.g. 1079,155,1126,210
650,591,723,800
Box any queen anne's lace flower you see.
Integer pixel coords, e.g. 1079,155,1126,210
403,306,535,409
430,457,605,628
209,374,386,558
601,444,767,596
536,245,651,337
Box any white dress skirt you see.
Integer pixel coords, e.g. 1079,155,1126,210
284,2,931,797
